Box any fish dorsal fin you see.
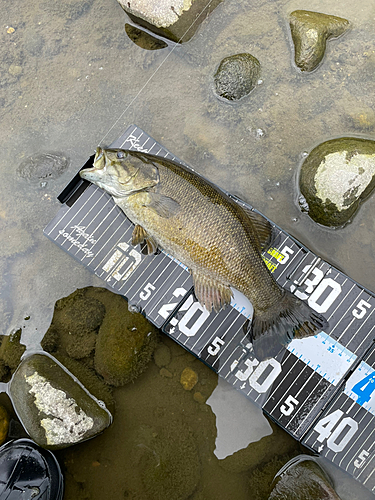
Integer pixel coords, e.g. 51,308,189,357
131,224,158,255
146,193,180,219
240,205,274,251
192,271,233,313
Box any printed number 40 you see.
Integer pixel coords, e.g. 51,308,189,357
313,409,358,453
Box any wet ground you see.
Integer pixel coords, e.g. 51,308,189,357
1,0,375,498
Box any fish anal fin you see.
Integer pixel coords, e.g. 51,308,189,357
241,206,274,251
192,271,233,313
132,224,158,255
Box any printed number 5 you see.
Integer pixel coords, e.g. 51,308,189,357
207,337,225,356
354,450,370,468
139,283,156,301
352,299,371,319
280,395,299,416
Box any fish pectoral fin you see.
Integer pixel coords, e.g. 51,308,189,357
192,271,233,313
145,193,180,218
132,224,158,255
241,206,275,251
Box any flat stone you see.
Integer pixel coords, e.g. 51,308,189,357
299,137,375,227
9,353,112,449
180,367,198,390
118,0,221,43
214,53,261,101
290,10,350,72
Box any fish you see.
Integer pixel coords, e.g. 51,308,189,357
80,147,328,360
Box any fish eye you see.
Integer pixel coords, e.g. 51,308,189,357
117,151,125,159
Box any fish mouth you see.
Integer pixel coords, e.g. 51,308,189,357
79,147,105,182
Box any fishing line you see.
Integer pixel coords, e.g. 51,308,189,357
97,0,216,147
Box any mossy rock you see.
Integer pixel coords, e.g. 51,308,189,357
94,294,159,386
46,288,106,359
289,10,350,72
0,329,26,372
214,53,261,101
299,138,375,227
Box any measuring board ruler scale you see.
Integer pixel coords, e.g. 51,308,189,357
44,125,375,493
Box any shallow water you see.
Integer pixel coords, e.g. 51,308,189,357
1,0,375,498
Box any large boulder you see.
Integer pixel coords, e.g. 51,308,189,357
289,10,350,72
9,353,112,449
299,138,375,227
118,0,221,43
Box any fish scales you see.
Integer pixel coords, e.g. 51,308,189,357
119,157,281,313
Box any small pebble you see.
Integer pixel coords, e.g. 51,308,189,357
193,392,206,404
180,367,198,391
160,368,173,378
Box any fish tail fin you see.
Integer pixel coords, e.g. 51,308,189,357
249,289,328,361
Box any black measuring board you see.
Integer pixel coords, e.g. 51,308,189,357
44,125,375,493
303,344,375,494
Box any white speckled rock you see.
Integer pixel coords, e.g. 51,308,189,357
9,353,112,449
118,0,221,43
299,138,375,227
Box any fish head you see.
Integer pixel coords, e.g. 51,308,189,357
80,148,159,197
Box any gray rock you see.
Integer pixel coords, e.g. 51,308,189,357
17,152,70,181
299,138,375,227
214,53,261,101
9,353,112,449
289,10,350,72
118,0,221,43
268,455,342,499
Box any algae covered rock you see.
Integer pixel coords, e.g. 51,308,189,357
0,329,26,374
0,406,9,445
44,288,106,359
9,353,112,450
299,138,375,227
289,10,350,72
214,53,261,101
268,455,342,499
94,295,159,386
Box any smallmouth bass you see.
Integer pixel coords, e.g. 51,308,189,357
80,148,328,360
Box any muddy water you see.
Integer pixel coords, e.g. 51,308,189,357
1,0,375,498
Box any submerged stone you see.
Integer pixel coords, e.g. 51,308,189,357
118,0,221,43
0,406,9,445
299,138,375,227
45,288,106,359
180,367,198,391
214,53,261,101
268,455,342,499
94,294,159,386
17,152,70,181
0,329,26,372
9,353,112,449
125,24,168,50
289,10,350,72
